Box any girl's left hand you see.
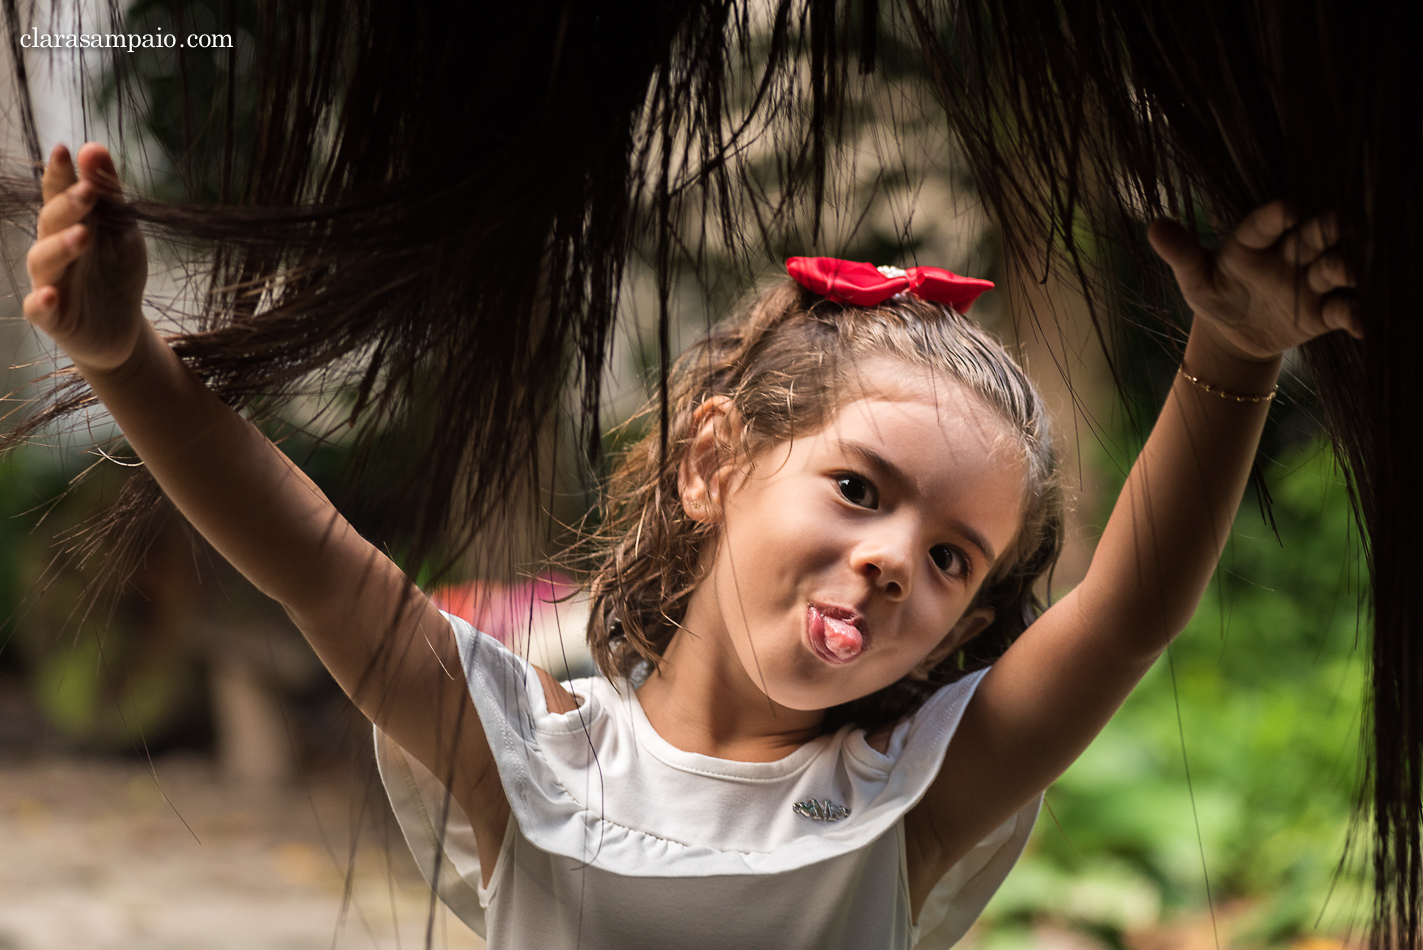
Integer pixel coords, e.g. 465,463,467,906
1148,201,1363,362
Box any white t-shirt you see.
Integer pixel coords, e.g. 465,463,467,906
375,614,1039,949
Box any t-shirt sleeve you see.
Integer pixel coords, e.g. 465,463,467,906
374,726,491,934
910,792,1042,949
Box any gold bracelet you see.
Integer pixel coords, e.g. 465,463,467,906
1177,367,1277,403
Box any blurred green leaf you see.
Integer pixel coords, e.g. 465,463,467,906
982,443,1368,946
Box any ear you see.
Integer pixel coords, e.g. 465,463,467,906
679,396,738,523
911,607,994,680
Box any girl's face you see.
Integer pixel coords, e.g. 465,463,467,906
679,360,1026,713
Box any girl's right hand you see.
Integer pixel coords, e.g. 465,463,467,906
23,143,148,374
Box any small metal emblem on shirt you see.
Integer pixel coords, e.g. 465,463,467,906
793,798,850,821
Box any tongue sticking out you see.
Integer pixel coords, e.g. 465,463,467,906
822,616,863,661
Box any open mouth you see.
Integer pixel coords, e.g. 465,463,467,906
806,603,866,663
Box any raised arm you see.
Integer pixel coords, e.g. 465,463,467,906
907,202,1361,908
21,144,516,868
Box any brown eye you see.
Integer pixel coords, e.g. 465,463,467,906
835,474,878,508
931,544,968,578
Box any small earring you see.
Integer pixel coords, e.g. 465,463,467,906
689,500,704,511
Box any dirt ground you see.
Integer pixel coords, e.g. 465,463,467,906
0,754,485,950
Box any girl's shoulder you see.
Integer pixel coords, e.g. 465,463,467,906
534,665,580,713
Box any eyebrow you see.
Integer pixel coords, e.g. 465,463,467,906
838,441,999,565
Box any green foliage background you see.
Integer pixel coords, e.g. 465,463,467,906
979,441,1369,947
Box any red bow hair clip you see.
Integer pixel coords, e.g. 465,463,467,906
786,257,994,312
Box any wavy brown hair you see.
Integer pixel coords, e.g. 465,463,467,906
582,278,1063,732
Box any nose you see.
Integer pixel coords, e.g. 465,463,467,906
851,531,912,600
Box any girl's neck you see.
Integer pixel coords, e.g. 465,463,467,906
634,627,827,763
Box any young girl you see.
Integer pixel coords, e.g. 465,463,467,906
22,142,1361,948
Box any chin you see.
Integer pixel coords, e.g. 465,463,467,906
738,645,895,713
760,675,869,714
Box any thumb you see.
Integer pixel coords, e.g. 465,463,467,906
22,285,67,341
1148,219,1215,294
77,142,124,197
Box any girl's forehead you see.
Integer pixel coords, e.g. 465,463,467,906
838,354,955,392
816,360,1027,480
824,387,1011,457
831,358,1002,430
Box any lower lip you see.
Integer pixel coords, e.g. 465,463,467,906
805,605,861,665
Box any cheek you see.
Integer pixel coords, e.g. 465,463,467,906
722,488,836,572
876,596,972,675
884,628,948,676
